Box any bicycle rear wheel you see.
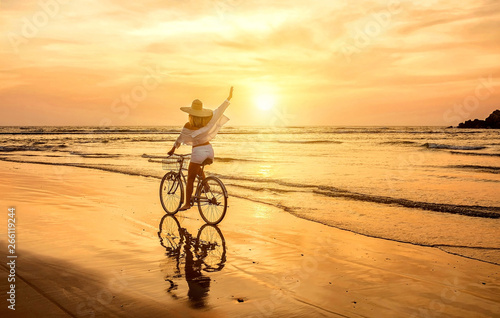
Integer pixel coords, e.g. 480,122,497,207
160,172,184,214
197,176,227,225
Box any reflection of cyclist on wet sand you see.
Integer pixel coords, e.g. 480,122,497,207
158,215,226,308
168,87,234,211
183,230,210,308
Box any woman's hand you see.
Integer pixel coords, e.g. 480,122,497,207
227,86,233,101
167,146,175,156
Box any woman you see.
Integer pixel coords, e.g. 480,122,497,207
168,86,233,211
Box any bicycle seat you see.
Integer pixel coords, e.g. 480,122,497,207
201,158,213,166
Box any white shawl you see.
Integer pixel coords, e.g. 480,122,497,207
174,99,230,148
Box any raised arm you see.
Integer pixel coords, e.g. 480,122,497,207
209,86,233,120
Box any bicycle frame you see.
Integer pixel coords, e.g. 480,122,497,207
167,154,212,205
193,165,214,206
166,154,188,193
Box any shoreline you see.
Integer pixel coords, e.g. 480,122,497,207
1,155,498,266
0,160,499,317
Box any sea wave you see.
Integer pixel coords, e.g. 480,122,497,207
314,186,500,219
277,140,343,144
380,141,418,145
142,154,169,159
144,154,259,163
216,157,259,162
447,165,500,174
0,145,67,152
75,137,170,143
1,125,497,137
0,144,124,158
69,151,122,158
0,157,155,179
450,151,500,157
0,129,181,135
423,143,487,150
207,173,500,218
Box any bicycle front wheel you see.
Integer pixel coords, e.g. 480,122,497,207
158,214,182,253
160,172,184,214
197,176,228,225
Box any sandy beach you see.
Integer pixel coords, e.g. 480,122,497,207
0,161,499,317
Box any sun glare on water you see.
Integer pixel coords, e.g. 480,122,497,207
255,94,276,111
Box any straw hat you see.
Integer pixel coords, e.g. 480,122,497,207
180,99,213,117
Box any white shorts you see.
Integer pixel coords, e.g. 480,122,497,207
190,144,214,165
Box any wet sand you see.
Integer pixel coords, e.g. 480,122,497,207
0,161,499,317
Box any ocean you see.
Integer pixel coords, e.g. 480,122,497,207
1,126,499,264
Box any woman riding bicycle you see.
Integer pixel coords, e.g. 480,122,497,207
167,86,233,211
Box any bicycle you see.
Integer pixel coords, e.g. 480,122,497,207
159,153,228,225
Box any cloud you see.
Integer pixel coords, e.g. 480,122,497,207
1,0,499,125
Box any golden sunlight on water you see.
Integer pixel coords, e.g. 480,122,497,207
257,164,273,178
253,204,273,219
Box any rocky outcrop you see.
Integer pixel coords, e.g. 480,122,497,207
458,110,500,129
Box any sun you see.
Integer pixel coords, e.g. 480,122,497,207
254,94,275,111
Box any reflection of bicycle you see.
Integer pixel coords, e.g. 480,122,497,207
159,153,228,225
158,214,227,272
157,215,226,308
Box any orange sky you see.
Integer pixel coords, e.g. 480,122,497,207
1,0,499,126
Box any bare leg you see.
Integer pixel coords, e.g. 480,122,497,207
200,170,210,191
180,162,201,211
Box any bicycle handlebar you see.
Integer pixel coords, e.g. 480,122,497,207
168,153,191,158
